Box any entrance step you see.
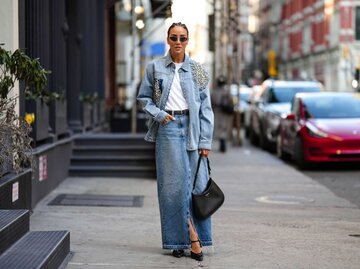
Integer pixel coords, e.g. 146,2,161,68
0,230,70,269
0,210,29,255
69,133,156,178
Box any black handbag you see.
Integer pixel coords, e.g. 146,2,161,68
192,156,225,220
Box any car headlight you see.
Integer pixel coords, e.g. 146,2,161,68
305,123,328,138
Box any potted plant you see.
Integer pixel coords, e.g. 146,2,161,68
26,84,68,139
0,44,49,177
79,92,98,130
48,89,68,137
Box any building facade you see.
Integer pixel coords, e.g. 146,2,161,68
264,0,360,91
0,0,120,208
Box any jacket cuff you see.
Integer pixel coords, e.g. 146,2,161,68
198,140,212,150
154,110,168,123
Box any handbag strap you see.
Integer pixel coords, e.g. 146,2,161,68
192,156,211,191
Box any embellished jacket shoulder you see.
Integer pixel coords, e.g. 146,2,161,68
189,59,210,91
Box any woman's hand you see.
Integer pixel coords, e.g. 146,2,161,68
163,114,175,124
199,149,210,157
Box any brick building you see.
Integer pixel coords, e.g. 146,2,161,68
259,0,360,91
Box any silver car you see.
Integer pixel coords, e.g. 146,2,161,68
248,79,323,151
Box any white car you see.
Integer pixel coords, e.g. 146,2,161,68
244,85,261,137
230,84,253,123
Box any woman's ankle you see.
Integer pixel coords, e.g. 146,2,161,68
191,240,202,253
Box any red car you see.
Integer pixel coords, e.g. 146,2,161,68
277,92,360,168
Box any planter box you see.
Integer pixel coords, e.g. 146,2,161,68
0,169,32,210
92,100,99,127
31,137,72,208
26,99,49,143
82,102,92,131
110,107,131,132
49,99,68,137
99,100,106,124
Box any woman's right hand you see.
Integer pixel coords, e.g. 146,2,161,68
163,114,175,124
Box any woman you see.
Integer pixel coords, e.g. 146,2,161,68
137,22,214,261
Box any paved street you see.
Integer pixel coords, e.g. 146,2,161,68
29,140,360,269
303,164,360,208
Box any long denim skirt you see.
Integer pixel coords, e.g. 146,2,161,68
155,114,212,250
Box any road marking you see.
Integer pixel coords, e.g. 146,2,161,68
243,149,251,155
69,262,181,267
255,194,315,205
69,263,125,266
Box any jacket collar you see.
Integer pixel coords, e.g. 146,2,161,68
165,52,190,72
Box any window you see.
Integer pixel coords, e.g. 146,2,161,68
302,24,312,54
356,7,360,40
329,9,339,46
292,99,300,120
304,96,360,118
281,34,289,60
272,86,321,103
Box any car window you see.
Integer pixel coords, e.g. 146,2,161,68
268,88,279,103
303,103,313,119
261,88,270,103
293,99,300,119
304,96,360,118
239,92,250,101
272,86,320,103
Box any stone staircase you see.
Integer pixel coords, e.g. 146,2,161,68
0,209,70,268
69,133,156,178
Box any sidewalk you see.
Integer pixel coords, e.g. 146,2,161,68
29,141,360,269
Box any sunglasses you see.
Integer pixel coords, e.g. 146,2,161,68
169,36,188,43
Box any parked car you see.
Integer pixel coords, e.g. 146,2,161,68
244,85,261,137
277,92,360,169
238,87,252,122
248,79,322,150
229,84,252,119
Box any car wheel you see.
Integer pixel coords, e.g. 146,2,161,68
294,136,308,169
249,120,259,145
245,126,250,138
276,134,290,160
259,126,269,150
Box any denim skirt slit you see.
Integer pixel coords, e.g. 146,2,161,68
155,114,212,250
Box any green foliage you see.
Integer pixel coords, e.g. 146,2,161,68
0,44,50,175
79,92,98,105
25,88,65,105
0,44,50,99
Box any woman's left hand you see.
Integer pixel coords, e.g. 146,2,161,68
199,149,210,157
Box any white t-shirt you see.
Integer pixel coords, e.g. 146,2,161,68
165,63,189,111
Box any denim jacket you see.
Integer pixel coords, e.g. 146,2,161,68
137,53,214,150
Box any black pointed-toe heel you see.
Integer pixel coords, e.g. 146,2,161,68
172,249,185,258
190,240,203,261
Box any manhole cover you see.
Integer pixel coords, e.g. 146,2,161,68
255,195,314,205
48,194,144,207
